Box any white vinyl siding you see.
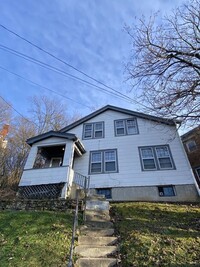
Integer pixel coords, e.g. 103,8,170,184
90,149,118,174
64,109,195,189
115,118,138,136
139,145,174,171
83,122,104,139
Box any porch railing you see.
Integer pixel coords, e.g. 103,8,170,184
73,171,90,196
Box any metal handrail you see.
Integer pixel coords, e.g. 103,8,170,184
67,174,90,266
67,190,79,267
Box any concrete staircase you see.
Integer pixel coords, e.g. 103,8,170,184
75,195,118,267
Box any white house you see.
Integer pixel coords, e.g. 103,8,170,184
19,105,200,202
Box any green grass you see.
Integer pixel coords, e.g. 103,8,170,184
0,210,73,267
112,202,200,267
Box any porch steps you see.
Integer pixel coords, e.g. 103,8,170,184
75,196,118,267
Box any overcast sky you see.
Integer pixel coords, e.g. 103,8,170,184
0,0,184,120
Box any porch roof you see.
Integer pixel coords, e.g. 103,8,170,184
27,131,86,153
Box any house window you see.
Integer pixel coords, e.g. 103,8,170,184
139,145,174,171
158,186,175,197
115,118,138,136
83,122,104,139
195,167,200,181
96,188,112,199
186,140,197,152
90,149,118,174
49,157,62,167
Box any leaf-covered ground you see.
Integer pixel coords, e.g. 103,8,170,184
112,202,200,267
0,210,73,267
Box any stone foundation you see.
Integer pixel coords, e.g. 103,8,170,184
0,199,83,212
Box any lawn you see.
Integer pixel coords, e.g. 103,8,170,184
112,202,200,267
0,210,73,267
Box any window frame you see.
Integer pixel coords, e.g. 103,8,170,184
186,139,197,152
114,118,139,136
89,149,118,174
83,122,104,139
195,167,200,180
158,185,176,197
139,145,175,171
96,188,112,199
49,157,62,167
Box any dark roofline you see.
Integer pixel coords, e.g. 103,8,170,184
60,105,176,132
181,125,200,140
26,131,86,153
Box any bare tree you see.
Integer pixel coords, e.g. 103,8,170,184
126,0,200,126
28,95,76,134
1,117,35,189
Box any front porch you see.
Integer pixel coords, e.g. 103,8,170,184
18,131,87,199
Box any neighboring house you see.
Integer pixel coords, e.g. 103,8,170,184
19,105,200,202
182,126,200,189
0,124,9,149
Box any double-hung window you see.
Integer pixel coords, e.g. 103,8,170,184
90,149,118,174
140,147,156,170
83,122,104,139
139,145,174,171
115,118,138,136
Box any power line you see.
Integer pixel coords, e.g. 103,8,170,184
0,24,145,106
0,44,134,103
0,65,93,110
0,95,39,128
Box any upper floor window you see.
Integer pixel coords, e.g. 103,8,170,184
89,149,118,174
115,118,138,136
139,145,175,171
186,140,197,152
83,122,104,139
195,167,200,181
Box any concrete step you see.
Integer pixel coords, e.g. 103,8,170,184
86,200,109,211
87,194,106,200
85,221,113,228
76,257,117,267
74,245,118,258
85,210,110,222
78,236,118,246
80,226,115,237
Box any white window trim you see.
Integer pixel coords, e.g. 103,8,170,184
139,145,175,171
115,118,138,136
90,152,102,174
140,147,157,170
83,122,104,139
155,147,173,170
90,149,118,174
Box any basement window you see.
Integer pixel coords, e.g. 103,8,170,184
33,145,65,169
158,185,175,197
96,188,112,199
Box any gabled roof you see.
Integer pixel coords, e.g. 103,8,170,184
181,125,200,140
27,131,85,153
60,105,176,132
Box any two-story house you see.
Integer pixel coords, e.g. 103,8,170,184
182,126,200,189
19,105,200,202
